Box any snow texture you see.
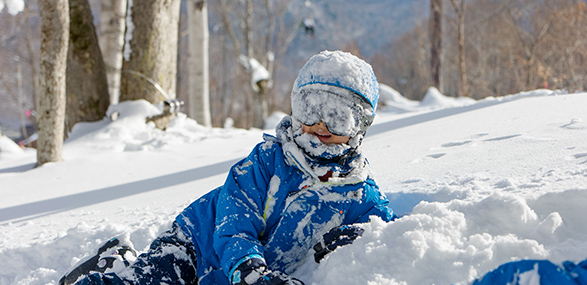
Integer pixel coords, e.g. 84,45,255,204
1,89,587,285
0,0,24,15
239,55,270,92
0,135,24,154
291,85,372,137
292,50,379,111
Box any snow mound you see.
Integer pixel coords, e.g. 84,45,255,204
66,100,237,153
0,135,23,154
1,91,587,285
379,84,421,114
378,85,476,114
420,87,476,109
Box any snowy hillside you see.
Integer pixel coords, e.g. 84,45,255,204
1,89,586,285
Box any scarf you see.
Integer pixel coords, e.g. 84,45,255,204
272,116,371,185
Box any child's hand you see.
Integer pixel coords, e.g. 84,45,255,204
231,258,304,285
313,225,365,263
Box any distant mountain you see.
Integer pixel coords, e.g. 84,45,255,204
287,0,429,57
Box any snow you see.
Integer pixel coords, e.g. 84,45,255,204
293,51,379,111
1,89,587,285
292,85,373,138
0,135,24,154
379,85,476,113
0,0,24,16
239,55,270,89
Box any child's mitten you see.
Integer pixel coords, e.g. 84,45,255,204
313,225,365,263
231,258,304,285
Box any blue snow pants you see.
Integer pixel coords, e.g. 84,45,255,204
471,259,587,285
76,222,198,285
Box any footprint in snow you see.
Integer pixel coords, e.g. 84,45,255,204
561,118,585,130
573,153,587,165
484,134,522,142
441,140,472,148
427,153,446,159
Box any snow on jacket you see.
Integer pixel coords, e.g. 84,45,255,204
175,117,396,285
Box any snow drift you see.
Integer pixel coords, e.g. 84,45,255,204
1,89,586,285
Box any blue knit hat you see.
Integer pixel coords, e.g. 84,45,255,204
292,50,379,113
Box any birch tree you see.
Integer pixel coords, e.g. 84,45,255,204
449,0,467,97
99,0,127,104
37,0,69,166
187,0,211,127
430,0,443,91
119,0,181,104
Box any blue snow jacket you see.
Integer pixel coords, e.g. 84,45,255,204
175,118,396,285
470,259,587,285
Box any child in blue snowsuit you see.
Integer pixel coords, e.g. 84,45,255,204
65,50,397,285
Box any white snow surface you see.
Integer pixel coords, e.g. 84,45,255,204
0,136,24,154
0,0,24,15
1,89,587,285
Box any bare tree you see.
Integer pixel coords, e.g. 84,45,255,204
215,0,294,129
0,6,41,138
119,0,181,104
449,0,468,97
540,0,587,91
506,1,552,91
187,0,211,127
100,0,127,104
430,0,443,91
65,0,110,135
37,0,69,166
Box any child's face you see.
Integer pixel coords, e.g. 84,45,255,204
302,121,351,144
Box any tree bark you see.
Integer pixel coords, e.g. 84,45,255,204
430,0,443,91
187,0,211,127
450,0,467,97
100,0,127,104
65,0,110,135
119,0,181,104
37,0,69,166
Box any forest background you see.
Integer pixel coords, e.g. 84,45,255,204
1,0,586,141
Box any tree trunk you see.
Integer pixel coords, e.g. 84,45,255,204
100,0,127,104
65,0,110,136
37,0,69,166
252,81,268,129
450,0,467,97
430,0,443,91
187,0,211,127
119,0,181,104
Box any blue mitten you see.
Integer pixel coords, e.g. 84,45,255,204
231,258,304,285
313,225,365,263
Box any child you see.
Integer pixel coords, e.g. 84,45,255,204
61,50,397,285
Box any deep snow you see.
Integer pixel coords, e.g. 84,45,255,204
1,87,586,285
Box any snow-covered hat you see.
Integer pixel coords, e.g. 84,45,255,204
291,50,379,136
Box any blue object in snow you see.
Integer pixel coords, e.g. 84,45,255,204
470,259,587,285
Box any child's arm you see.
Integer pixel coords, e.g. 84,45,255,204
350,180,398,224
211,142,277,279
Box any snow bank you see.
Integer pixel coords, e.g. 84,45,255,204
420,87,476,109
378,85,476,114
0,0,24,15
1,92,587,285
0,135,23,154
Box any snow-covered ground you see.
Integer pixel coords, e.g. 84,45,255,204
1,87,586,285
